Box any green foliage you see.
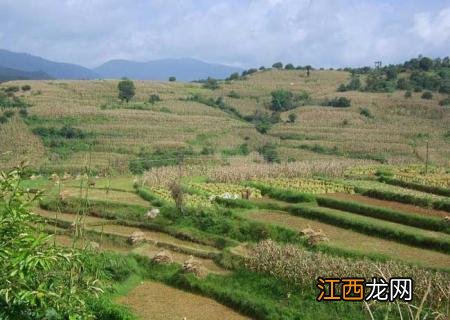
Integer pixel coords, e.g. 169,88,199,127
21,85,31,91
118,79,135,102
316,196,449,234
284,63,295,70
439,97,450,106
245,181,316,204
258,143,279,163
0,165,101,319
272,62,283,69
168,76,176,82
337,74,361,91
129,147,194,174
321,97,351,108
404,89,412,98
187,94,243,120
19,108,28,117
270,89,294,111
421,91,433,99
288,113,297,123
359,107,373,119
202,77,220,90
227,72,240,81
148,94,161,104
364,72,396,92
287,204,450,254
378,175,450,197
0,115,8,124
227,90,240,98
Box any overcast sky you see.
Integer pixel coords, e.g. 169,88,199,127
1,0,449,68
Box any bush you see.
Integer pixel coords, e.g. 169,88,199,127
169,76,176,82
118,78,135,102
3,110,14,118
322,97,351,108
0,115,8,124
4,85,19,93
404,90,412,98
284,63,295,70
272,62,283,69
439,98,450,106
288,113,297,123
21,85,31,91
258,143,279,163
421,91,433,99
202,77,220,90
149,94,161,104
270,89,294,111
227,72,240,81
245,181,316,203
227,91,240,98
19,108,28,117
359,107,373,118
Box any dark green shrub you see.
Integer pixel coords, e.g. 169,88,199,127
404,90,412,98
149,94,161,104
284,63,295,70
439,98,450,106
258,143,279,163
169,76,176,82
421,91,433,99
322,97,351,108
272,62,283,69
0,115,8,124
118,78,135,102
3,110,14,118
202,77,220,90
19,108,28,117
21,85,31,91
270,89,294,111
288,113,297,123
359,107,373,118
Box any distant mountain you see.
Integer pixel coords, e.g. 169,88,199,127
95,58,243,81
0,49,99,79
0,66,52,82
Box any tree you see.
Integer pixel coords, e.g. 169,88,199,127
149,94,161,104
202,77,220,90
227,72,240,81
421,91,433,100
306,65,312,77
288,113,297,123
419,57,433,71
118,78,135,102
284,63,295,70
258,143,279,163
272,62,283,69
169,76,176,82
270,89,294,111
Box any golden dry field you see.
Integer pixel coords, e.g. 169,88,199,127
1,68,448,173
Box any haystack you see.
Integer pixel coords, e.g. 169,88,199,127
146,208,160,220
128,231,145,245
182,255,207,278
152,250,173,264
301,226,329,245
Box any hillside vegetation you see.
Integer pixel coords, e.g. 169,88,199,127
0,60,449,173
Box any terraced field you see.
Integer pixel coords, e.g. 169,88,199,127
245,210,450,269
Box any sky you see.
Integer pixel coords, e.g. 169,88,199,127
0,0,449,69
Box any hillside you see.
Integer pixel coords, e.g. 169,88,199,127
0,68,448,172
95,58,243,81
0,49,99,79
0,66,52,81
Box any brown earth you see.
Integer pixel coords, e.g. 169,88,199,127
117,281,250,320
327,193,449,218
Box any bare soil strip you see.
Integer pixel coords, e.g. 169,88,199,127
246,210,450,269
327,193,449,218
117,281,250,320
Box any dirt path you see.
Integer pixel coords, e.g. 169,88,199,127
117,281,250,320
327,193,449,218
246,210,450,269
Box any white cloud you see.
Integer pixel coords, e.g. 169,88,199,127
0,0,449,68
413,7,450,46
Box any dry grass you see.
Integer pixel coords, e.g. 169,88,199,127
117,281,250,320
